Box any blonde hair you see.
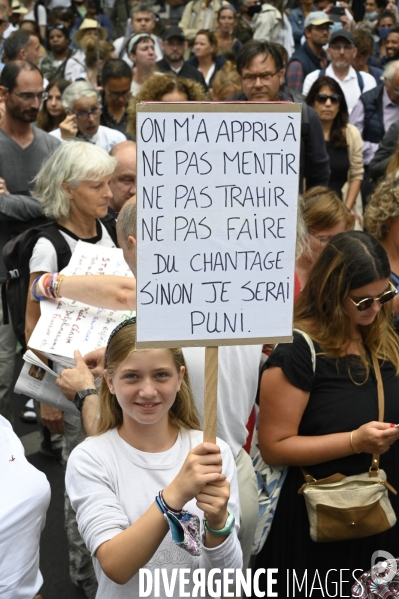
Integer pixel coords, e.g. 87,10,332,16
364,177,399,241
212,62,242,100
302,186,355,233
97,321,201,435
33,141,116,219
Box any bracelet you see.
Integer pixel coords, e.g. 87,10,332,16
53,274,65,298
350,430,361,454
31,275,47,301
203,511,235,537
157,490,184,515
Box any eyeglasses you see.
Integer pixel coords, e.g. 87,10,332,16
315,93,341,105
72,106,102,119
8,90,48,102
349,282,398,312
241,70,279,84
329,44,354,52
106,90,131,99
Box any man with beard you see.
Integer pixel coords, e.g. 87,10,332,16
156,26,206,88
0,60,59,424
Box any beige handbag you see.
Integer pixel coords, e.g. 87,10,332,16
298,355,397,543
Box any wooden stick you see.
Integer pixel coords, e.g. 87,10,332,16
203,346,218,443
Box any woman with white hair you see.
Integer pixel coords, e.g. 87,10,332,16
25,140,118,595
50,80,126,150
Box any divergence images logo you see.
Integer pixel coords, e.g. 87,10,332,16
352,551,399,598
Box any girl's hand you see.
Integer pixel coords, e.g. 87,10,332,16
196,479,230,530
352,421,399,455
163,442,226,510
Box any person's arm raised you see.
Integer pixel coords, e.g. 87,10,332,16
258,365,399,466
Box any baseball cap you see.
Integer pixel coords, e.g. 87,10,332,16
329,29,355,45
304,11,333,28
162,26,185,41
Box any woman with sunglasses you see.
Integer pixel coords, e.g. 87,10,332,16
364,178,399,330
41,24,74,81
254,231,399,598
306,76,364,212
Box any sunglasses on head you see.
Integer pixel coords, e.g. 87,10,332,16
315,93,341,105
349,281,398,312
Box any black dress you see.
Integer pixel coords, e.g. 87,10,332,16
253,332,399,598
326,141,350,200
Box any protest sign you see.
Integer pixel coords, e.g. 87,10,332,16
28,241,135,366
136,103,302,440
135,103,301,349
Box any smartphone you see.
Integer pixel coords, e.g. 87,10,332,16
329,6,345,22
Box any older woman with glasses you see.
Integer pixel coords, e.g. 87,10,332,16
49,80,126,150
254,230,399,597
306,75,364,212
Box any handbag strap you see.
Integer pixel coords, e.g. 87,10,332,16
301,352,385,483
370,353,384,476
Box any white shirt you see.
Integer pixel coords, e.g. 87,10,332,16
50,124,126,152
0,415,51,599
25,4,47,26
302,64,376,114
3,23,16,39
183,345,262,457
64,48,86,82
66,428,242,599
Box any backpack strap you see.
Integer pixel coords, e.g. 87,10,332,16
293,328,316,375
35,224,72,272
100,214,118,246
356,70,364,93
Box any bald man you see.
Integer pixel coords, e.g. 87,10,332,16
108,141,136,215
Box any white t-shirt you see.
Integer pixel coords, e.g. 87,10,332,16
64,48,86,82
25,4,47,26
66,427,242,599
3,23,16,39
0,415,51,599
29,220,116,274
49,125,126,152
183,345,262,458
302,64,376,114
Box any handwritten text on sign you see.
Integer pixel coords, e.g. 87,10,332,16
136,104,301,347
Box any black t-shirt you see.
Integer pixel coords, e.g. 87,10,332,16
263,332,399,480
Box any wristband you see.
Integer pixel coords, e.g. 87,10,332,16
155,490,201,556
31,275,47,301
203,511,235,537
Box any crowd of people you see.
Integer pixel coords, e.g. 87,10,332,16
3,0,399,597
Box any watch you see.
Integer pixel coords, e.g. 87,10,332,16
203,511,235,537
74,388,98,412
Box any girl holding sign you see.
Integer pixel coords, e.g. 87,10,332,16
65,318,242,598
